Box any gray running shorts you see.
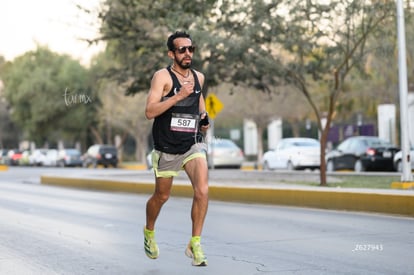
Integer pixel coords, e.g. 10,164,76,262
151,142,207,178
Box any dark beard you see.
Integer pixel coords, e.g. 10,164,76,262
177,61,191,69
175,56,192,69
180,63,191,69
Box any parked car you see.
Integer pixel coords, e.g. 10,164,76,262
262,137,321,170
0,149,9,164
57,148,83,167
393,147,414,172
8,149,23,166
29,149,48,166
18,150,31,166
42,149,59,167
325,136,400,172
83,144,118,168
207,138,244,169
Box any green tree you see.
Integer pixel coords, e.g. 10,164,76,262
88,0,220,95
216,83,312,163
217,0,395,185
88,50,152,163
82,0,225,161
281,0,395,185
2,47,96,148
88,0,401,180
0,56,21,148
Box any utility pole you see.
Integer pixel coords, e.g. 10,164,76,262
395,0,413,186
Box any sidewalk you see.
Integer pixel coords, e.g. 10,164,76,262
40,169,414,217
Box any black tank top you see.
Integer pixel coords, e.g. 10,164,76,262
152,66,203,154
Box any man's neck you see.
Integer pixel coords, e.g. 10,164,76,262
171,65,190,78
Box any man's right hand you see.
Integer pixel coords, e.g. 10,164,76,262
177,81,194,100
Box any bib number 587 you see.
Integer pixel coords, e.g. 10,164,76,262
170,114,197,132
177,118,192,127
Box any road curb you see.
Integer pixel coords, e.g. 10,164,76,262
391,181,414,189
40,176,414,217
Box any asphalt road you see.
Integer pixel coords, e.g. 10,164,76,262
0,167,413,274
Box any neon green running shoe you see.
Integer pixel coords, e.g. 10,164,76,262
185,237,208,266
143,227,159,259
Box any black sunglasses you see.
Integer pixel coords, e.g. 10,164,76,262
174,46,195,54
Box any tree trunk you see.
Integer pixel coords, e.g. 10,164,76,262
134,132,148,164
319,127,329,186
319,107,335,186
89,126,103,144
256,125,264,169
291,120,301,137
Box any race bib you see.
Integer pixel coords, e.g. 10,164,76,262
170,113,198,132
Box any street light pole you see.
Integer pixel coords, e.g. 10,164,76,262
396,0,413,181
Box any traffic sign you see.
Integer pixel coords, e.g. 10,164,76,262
205,94,223,119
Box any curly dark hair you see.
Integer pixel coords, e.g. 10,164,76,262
167,31,192,51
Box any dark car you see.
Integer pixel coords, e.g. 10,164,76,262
57,148,83,167
325,136,400,172
83,144,118,168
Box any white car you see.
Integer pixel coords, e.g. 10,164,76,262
42,149,59,166
393,148,414,172
29,149,47,166
262,137,321,170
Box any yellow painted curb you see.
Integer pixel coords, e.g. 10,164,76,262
40,176,155,193
0,165,8,171
391,182,414,190
120,164,148,170
40,175,414,217
209,187,414,217
240,164,262,171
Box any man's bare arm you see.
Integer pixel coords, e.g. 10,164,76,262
145,70,194,120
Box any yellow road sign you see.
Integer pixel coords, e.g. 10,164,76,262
205,94,223,119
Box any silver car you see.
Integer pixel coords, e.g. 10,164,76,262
207,138,244,169
57,148,83,167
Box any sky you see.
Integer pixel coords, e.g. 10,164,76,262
0,0,105,66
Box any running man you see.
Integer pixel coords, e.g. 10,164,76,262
143,31,210,266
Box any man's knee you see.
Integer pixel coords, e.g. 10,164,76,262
153,177,173,203
194,183,209,200
154,190,170,203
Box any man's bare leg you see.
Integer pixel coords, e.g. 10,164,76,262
146,176,173,230
184,157,209,236
184,156,209,266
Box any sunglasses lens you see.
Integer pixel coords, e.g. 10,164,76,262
177,47,186,54
176,46,195,54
